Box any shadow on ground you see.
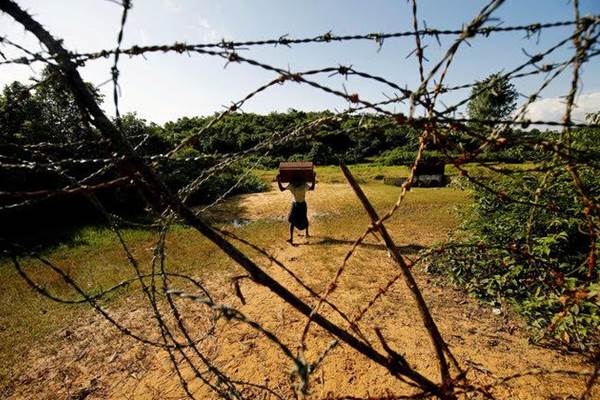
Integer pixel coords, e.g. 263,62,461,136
293,235,426,254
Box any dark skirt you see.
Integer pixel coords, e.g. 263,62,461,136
288,201,308,230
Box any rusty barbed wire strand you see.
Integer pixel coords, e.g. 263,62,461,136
111,0,130,124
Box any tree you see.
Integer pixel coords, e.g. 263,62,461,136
467,72,518,131
34,66,103,142
585,110,600,125
0,66,103,145
573,111,600,153
0,81,45,144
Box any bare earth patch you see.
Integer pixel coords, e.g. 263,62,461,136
3,183,597,399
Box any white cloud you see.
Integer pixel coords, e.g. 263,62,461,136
520,91,600,124
137,28,149,45
161,0,181,13
193,15,220,42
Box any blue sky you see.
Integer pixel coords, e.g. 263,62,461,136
1,0,599,125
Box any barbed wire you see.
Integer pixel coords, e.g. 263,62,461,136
1,0,599,399
2,17,598,67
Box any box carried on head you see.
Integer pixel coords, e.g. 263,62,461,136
278,161,314,183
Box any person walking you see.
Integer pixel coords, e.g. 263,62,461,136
276,171,316,245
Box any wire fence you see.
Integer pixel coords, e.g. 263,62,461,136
1,0,599,398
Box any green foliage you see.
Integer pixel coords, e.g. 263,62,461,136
467,72,518,130
160,149,267,205
162,112,421,166
585,111,600,125
376,148,444,166
0,67,104,144
572,120,600,154
427,165,600,350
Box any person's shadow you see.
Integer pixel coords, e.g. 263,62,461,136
296,235,425,254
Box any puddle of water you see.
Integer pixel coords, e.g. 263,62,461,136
231,218,252,228
228,212,330,227
311,212,330,219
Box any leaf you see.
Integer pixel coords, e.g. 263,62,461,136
571,304,580,316
561,331,571,344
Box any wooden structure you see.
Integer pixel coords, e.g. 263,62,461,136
278,161,314,183
383,158,446,187
413,159,445,187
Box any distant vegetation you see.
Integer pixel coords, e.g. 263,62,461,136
162,108,549,167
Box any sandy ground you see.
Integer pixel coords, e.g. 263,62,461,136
3,184,598,399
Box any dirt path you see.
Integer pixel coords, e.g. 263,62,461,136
5,184,597,399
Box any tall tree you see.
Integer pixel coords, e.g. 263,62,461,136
0,65,103,144
467,72,518,131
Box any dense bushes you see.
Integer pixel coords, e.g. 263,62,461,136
426,165,600,350
163,112,561,168
160,149,268,206
0,69,267,246
377,148,444,165
162,111,423,166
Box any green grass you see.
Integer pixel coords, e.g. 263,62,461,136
0,224,233,386
255,164,410,185
254,162,536,186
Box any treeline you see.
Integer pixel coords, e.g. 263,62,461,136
162,111,552,166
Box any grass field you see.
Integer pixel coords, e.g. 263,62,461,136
254,162,537,190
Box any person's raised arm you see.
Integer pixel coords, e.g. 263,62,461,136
309,171,316,191
276,174,286,191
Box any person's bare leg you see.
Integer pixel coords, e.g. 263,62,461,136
305,205,310,237
287,225,294,244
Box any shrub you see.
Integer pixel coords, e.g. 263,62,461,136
377,148,444,166
160,150,268,206
426,169,600,350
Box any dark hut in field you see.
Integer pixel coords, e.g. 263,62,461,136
384,157,446,187
413,158,446,187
